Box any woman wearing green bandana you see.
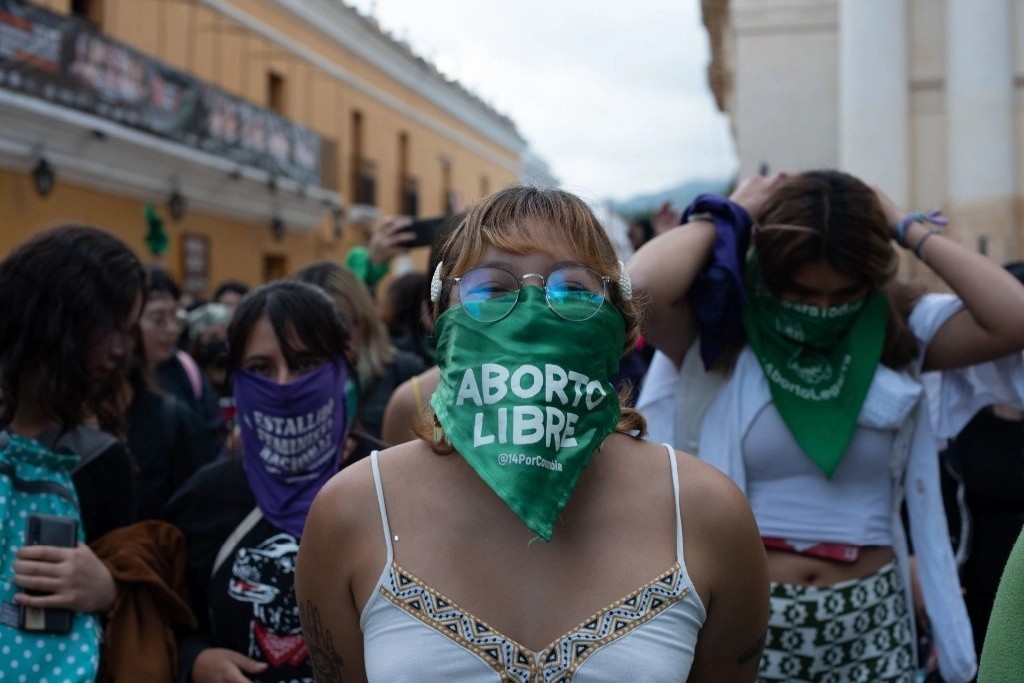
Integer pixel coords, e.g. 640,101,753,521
296,186,770,682
631,169,1024,683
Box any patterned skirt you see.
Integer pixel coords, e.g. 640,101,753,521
758,561,915,683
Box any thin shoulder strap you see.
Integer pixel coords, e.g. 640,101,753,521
411,375,424,413
212,506,264,578
664,443,685,567
370,451,395,565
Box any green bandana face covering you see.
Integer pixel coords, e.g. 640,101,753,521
741,261,890,478
430,285,624,541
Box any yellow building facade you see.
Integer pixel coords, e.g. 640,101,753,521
0,0,526,293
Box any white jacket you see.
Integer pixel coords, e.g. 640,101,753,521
675,294,1024,683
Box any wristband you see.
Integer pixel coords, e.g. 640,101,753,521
895,209,947,248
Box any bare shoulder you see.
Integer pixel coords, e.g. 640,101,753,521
386,366,441,408
306,455,379,544
672,449,768,681
671,448,762,556
312,441,428,524
381,367,440,445
676,450,750,516
303,443,430,593
602,436,751,522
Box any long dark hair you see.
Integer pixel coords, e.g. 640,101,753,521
0,225,145,432
226,280,351,375
753,170,922,368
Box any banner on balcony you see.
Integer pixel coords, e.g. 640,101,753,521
0,0,321,187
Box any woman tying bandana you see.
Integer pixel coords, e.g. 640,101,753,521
296,186,770,682
631,170,1024,683
164,281,352,683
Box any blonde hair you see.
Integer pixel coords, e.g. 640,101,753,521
292,261,395,389
417,185,646,448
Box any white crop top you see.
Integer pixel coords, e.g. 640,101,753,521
743,403,895,546
360,447,707,682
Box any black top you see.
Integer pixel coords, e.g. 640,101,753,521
156,355,224,447
126,387,219,520
942,407,1024,591
164,457,311,683
359,349,425,441
207,515,309,682
32,425,137,543
72,440,137,541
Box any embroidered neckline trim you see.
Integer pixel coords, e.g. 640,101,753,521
379,560,690,679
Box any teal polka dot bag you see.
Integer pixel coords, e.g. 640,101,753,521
0,433,100,683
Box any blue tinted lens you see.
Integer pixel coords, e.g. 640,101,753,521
458,268,519,321
547,267,605,320
462,292,518,322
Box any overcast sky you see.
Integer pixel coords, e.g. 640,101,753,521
348,0,738,202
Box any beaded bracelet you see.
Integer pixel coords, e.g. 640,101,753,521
912,228,942,262
895,209,948,248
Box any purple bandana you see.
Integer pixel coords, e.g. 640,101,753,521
682,193,753,370
233,360,348,537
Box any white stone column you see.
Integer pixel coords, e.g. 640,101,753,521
838,0,909,205
946,0,1017,261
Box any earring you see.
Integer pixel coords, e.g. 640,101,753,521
618,261,632,301
430,261,444,303
432,416,448,445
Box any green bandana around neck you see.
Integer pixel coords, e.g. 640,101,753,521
430,285,624,541
741,261,890,478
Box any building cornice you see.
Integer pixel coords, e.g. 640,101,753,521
732,0,837,34
0,89,338,229
200,0,525,172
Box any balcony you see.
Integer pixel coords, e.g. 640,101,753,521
0,0,341,229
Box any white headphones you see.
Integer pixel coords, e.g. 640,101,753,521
430,260,632,303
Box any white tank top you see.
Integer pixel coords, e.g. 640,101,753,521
743,403,895,546
360,446,706,681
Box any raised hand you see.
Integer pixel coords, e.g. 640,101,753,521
729,172,788,219
368,216,416,266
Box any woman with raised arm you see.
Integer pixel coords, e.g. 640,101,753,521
296,185,769,682
629,170,1024,683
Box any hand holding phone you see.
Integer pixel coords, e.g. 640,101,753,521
403,216,446,249
368,216,416,266
19,514,77,633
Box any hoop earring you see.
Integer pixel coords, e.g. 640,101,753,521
432,417,448,445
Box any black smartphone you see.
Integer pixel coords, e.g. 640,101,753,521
403,216,446,249
20,514,77,634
